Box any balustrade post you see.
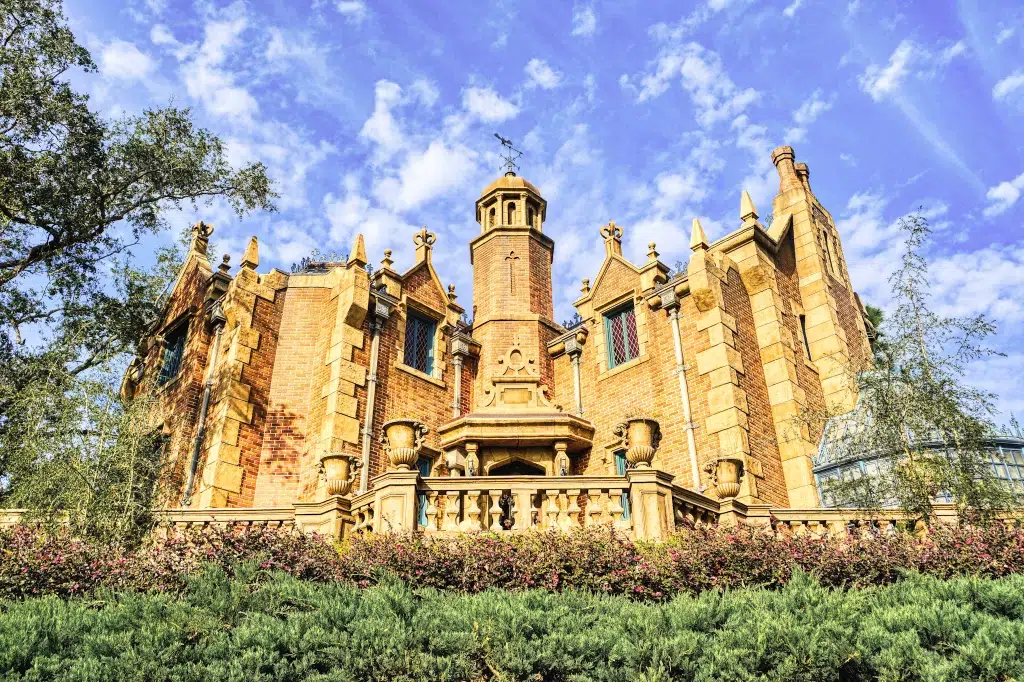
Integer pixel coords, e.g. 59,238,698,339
463,490,483,531
514,490,533,530
609,488,624,526
545,490,560,529
443,491,461,531
424,492,439,531
489,489,503,531
566,489,582,529
586,490,602,527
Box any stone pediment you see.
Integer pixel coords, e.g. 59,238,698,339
478,335,557,412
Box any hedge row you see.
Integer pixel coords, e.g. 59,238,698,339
3,567,1024,681
3,522,1024,601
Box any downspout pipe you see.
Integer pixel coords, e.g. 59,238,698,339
653,282,702,491
359,315,384,493
182,306,226,506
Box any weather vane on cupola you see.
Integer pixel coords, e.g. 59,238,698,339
493,133,522,176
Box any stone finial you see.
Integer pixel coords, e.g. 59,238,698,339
413,227,436,264
601,220,623,257
690,218,709,251
581,278,591,295
381,249,394,270
647,242,659,261
190,221,214,256
240,236,259,270
740,191,758,224
348,233,367,267
447,283,457,303
218,254,231,274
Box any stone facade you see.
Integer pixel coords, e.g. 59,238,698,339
127,145,872,524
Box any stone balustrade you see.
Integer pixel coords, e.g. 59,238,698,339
416,475,633,533
4,477,1021,542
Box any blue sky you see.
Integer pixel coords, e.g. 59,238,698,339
66,0,1024,418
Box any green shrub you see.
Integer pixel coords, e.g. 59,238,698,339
2,568,1024,681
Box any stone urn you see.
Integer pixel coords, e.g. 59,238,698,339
614,417,662,468
381,419,428,470
321,453,360,496
708,457,743,499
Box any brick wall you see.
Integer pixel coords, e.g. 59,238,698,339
253,286,327,507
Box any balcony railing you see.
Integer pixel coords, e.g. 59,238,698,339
415,475,633,533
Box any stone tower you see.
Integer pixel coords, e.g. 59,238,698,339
470,172,559,402
770,146,872,415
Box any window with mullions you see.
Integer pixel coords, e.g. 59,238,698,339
158,323,188,385
604,303,640,369
404,311,436,375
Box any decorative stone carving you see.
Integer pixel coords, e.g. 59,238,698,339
320,452,361,496
705,457,745,499
614,417,662,468
479,334,554,410
381,419,428,470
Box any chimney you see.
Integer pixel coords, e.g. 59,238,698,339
794,162,813,195
771,145,801,193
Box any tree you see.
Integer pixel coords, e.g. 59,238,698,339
0,0,275,537
820,214,1015,521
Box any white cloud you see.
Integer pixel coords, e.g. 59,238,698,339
784,89,835,143
98,40,155,81
374,140,478,213
325,184,417,264
360,80,406,158
630,42,759,127
571,5,597,37
410,79,440,107
335,0,367,23
983,172,1024,217
993,70,1024,100
859,40,915,100
462,86,520,123
996,27,1015,44
783,0,804,18
524,58,562,89
179,6,258,121
859,39,967,101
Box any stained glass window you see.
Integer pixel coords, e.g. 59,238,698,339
404,311,436,375
604,304,639,369
158,323,188,385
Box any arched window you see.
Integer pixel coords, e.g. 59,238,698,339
527,206,535,228
507,202,516,225
488,206,495,229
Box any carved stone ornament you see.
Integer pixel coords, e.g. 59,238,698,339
704,457,744,499
613,417,662,468
381,419,429,470
479,335,555,410
320,452,361,496
600,220,623,242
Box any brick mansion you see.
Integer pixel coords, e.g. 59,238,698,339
124,145,874,538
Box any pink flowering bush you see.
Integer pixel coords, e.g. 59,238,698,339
0,525,342,599
3,521,1024,601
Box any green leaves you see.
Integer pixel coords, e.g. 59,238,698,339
0,0,275,528
822,214,1015,521
3,570,1024,681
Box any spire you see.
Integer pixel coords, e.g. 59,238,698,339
690,218,708,251
740,191,758,224
240,236,259,270
348,233,367,268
